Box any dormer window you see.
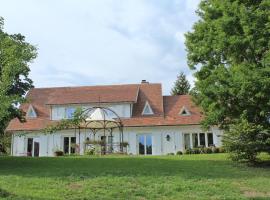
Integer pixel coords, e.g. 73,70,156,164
26,105,37,118
179,106,190,116
142,101,154,115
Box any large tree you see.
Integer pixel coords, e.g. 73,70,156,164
0,17,37,140
185,0,270,162
171,71,191,95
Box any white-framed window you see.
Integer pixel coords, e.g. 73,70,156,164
52,106,65,120
183,132,214,149
142,101,154,115
138,134,152,155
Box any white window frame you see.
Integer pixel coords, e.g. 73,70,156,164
142,101,154,115
26,105,37,118
179,106,191,116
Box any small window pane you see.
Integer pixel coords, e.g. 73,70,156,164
66,108,76,119
70,137,76,154
184,134,191,149
27,138,33,155
208,133,214,146
192,133,198,148
64,137,69,154
199,133,205,146
146,135,152,155
139,135,145,155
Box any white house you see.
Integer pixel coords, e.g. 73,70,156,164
6,81,223,156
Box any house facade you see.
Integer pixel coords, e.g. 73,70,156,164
6,81,223,156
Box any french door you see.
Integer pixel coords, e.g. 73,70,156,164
27,138,40,157
138,134,152,155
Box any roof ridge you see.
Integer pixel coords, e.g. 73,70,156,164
163,94,191,97
31,83,162,90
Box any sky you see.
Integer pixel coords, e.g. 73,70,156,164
0,0,200,95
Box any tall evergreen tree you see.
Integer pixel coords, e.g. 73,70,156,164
171,72,190,95
185,0,270,162
0,17,37,141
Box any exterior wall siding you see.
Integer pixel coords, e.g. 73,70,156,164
12,125,223,157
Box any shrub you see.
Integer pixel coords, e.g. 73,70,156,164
201,147,212,154
167,153,175,155
212,147,219,153
54,150,64,156
223,117,270,163
176,151,183,155
85,148,95,155
184,148,192,154
219,147,226,153
192,148,200,154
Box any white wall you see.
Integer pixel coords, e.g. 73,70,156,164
12,125,224,156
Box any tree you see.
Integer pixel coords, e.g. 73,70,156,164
0,17,37,148
223,114,270,163
171,72,190,95
185,0,270,162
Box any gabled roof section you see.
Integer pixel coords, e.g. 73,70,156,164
142,101,154,115
132,83,164,117
26,105,37,118
163,95,203,122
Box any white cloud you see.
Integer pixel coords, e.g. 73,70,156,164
0,0,200,94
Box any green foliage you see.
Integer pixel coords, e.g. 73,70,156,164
171,71,191,95
176,151,183,155
43,107,85,134
202,147,213,154
54,150,64,157
0,133,11,154
84,148,95,155
183,147,225,154
185,0,270,162
184,148,192,154
0,17,37,136
223,116,270,163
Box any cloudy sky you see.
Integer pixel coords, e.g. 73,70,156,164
0,0,200,94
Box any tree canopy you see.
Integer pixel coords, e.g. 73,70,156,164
171,72,190,95
185,0,270,162
0,17,37,136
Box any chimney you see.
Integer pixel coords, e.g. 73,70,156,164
141,80,149,84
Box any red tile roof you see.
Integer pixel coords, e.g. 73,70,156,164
44,84,140,105
6,83,203,132
122,95,203,127
132,83,163,117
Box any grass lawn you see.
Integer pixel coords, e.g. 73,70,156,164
0,154,269,200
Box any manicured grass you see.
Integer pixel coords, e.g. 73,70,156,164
0,154,269,200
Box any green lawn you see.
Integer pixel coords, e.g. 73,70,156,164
0,154,269,200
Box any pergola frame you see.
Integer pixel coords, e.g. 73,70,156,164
77,106,124,154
